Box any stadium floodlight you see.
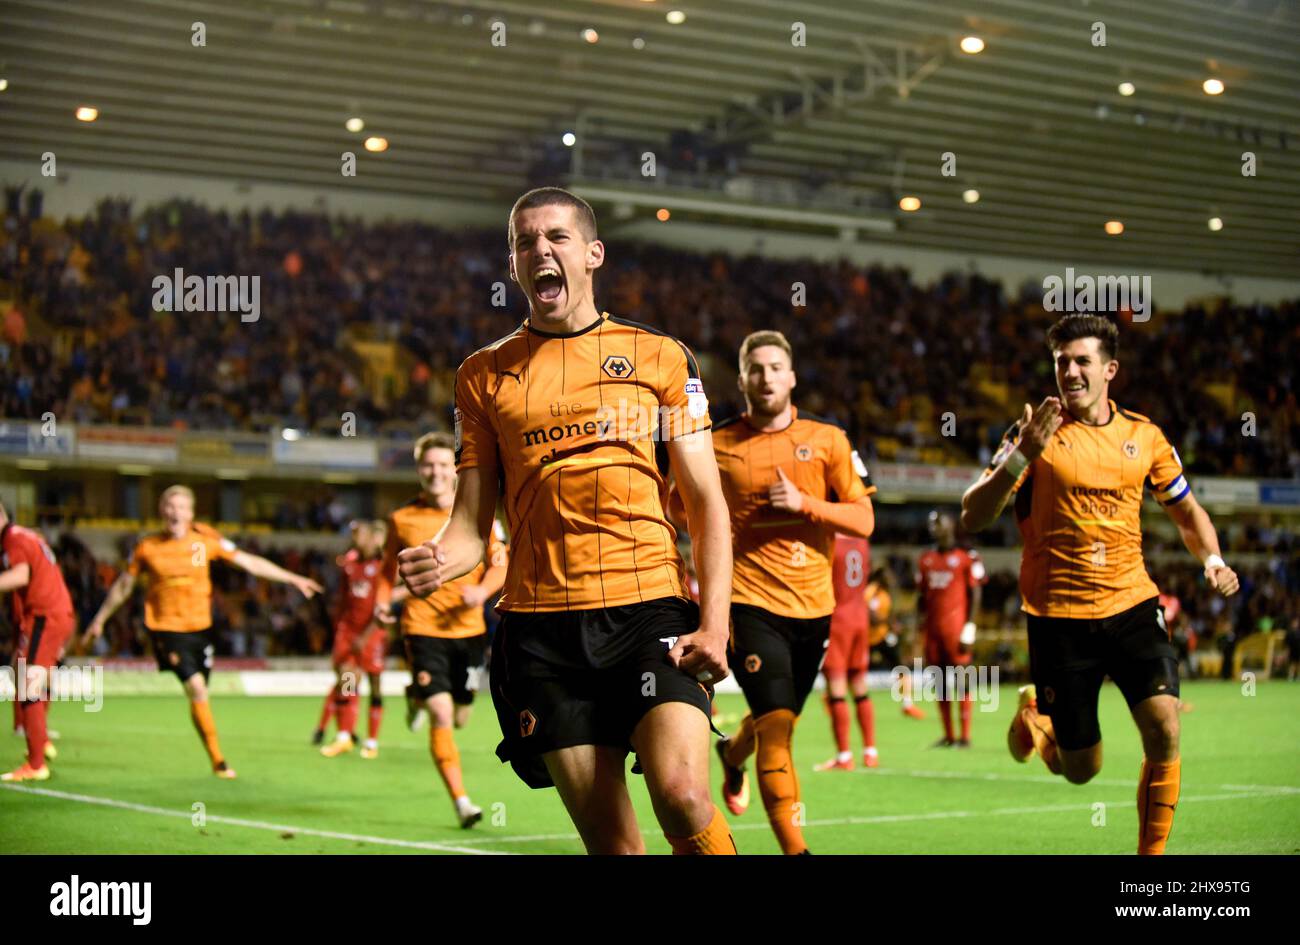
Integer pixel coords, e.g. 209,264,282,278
364,136,388,152
75,105,98,122
281,428,302,441
666,10,685,25
0,78,8,92
1203,77,1225,95
959,36,985,55
1104,220,1124,235
1118,82,1136,96
1208,217,1224,231
962,189,980,204
562,132,576,147
899,195,921,212
345,117,364,133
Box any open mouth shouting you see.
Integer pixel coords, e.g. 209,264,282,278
532,265,564,306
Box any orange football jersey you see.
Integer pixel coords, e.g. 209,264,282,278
713,409,876,619
987,399,1189,620
381,496,508,638
454,313,709,612
127,523,237,632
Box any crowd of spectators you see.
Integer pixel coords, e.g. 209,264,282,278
2,196,1297,477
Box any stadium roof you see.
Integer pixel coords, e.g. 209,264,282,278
2,0,1298,278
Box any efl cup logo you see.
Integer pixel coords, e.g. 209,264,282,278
1122,439,1139,460
796,444,813,462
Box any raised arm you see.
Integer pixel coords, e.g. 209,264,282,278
666,429,732,682
230,550,323,598
84,570,137,644
962,397,1062,532
397,467,499,598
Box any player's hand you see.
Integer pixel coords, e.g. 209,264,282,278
373,602,396,625
667,624,730,683
769,467,805,513
1017,397,1063,461
398,541,445,598
80,618,105,649
460,584,490,608
1205,563,1240,597
293,576,324,599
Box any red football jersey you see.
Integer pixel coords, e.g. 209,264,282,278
916,547,985,639
1,523,74,626
831,534,870,623
335,549,381,632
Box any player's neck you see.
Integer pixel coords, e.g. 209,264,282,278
423,489,453,511
746,402,794,433
529,299,602,336
1069,395,1112,426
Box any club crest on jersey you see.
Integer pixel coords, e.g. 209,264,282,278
744,654,762,673
1122,439,1139,460
796,444,813,462
601,355,634,379
417,671,432,687
519,709,537,738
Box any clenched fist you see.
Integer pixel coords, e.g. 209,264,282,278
398,541,446,598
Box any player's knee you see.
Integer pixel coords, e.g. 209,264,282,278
656,775,713,825
1142,716,1179,756
1061,753,1101,784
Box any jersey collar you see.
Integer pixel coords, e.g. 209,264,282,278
525,311,607,339
742,405,798,434
1064,398,1117,428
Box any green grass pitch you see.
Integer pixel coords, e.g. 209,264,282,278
3,680,1297,854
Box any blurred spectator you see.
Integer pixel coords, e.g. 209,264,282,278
0,198,1294,478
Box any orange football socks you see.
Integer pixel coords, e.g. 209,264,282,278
754,709,806,855
1137,757,1181,855
724,713,756,768
666,806,737,855
430,726,466,800
189,699,224,767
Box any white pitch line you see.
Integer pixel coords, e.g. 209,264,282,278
449,788,1298,846
0,784,510,855
859,766,1300,794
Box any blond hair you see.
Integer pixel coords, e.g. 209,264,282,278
158,485,195,508
413,431,456,462
738,330,794,373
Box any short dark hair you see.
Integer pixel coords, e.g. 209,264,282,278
507,187,598,247
1046,314,1119,361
